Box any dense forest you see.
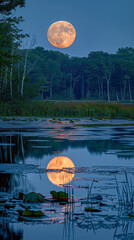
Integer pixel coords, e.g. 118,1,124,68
0,1,134,102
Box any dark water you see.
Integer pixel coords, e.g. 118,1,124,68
0,120,134,240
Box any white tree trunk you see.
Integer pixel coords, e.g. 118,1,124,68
21,50,28,97
107,79,110,101
116,90,119,102
128,80,132,101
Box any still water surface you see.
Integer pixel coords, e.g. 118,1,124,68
0,119,134,240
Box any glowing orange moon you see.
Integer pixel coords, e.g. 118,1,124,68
47,156,75,186
47,21,76,48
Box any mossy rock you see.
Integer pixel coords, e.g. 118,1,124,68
50,191,68,202
23,192,46,202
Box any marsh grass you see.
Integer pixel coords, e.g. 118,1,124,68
0,101,134,118
115,172,134,211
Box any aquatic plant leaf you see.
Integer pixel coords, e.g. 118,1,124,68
50,191,68,202
22,209,44,217
4,204,15,209
128,212,134,217
23,192,46,202
85,207,101,212
91,195,102,201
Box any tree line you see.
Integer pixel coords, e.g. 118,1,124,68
0,1,134,102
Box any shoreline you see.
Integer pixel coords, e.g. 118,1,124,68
0,117,134,129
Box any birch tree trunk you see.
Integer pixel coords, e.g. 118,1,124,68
10,67,13,99
21,49,28,97
81,73,84,99
107,78,110,101
2,66,8,93
123,81,127,100
10,49,14,100
70,73,73,99
50,74,53,99
116,90,119,102
21,36,36,98
98,81,101,99
101,82,103,100
18,61,20,99
128,80,132,101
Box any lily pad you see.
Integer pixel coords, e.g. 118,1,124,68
128,212,134,217
22,209,44,217
50,191,68,202
4,204,16,209
20,192,46,202
85,207,101,212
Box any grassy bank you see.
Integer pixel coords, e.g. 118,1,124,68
0,101,134,119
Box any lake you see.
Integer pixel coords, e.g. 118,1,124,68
0,118,134,240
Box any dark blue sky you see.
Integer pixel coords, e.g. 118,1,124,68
16,0,134,57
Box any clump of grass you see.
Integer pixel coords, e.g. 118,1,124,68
115,172,134,211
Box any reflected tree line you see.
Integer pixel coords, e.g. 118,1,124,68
0,134,133,164
0,133,133,193
0,221,22,240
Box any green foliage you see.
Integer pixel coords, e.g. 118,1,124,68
0,1,25,15
0,0,28,101
6,46,134,102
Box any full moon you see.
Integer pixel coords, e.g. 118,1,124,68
47,156,75,186
47,21,76,48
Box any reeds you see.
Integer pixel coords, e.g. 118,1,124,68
0,101,134,118
115,172,134,210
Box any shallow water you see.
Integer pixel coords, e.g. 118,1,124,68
0,119,134,240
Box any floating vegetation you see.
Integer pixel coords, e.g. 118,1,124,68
85,207,101,212
21,209,44,217
50,191,68,202
18,192,47,203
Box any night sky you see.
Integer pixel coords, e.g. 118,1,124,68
16,0,134,57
